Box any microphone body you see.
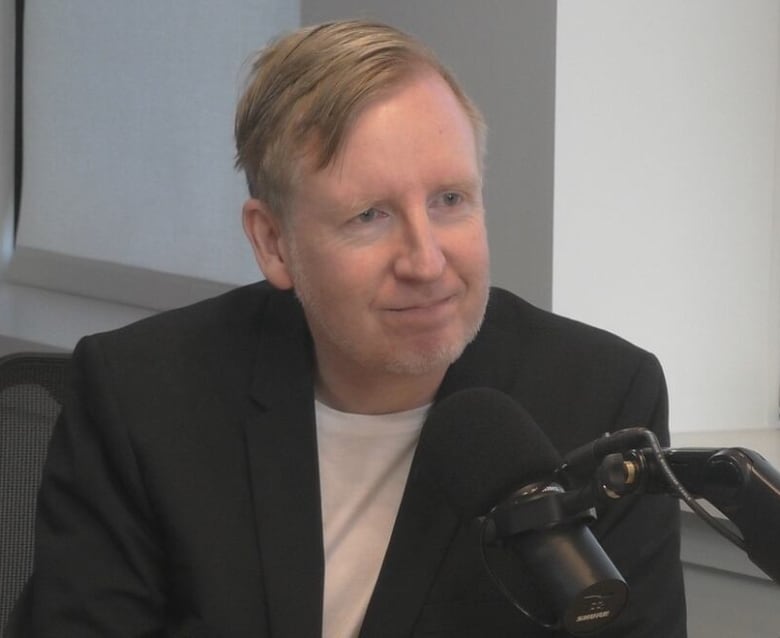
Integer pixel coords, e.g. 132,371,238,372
510,525,628,632
486,481,628,634
417,388,628,635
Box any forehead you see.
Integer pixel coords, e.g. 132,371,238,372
296,72,481,201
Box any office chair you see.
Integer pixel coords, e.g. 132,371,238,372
0,352,70,636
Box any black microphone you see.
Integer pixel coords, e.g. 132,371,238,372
417,388,628,636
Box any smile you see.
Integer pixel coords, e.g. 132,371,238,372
385,296,457,325
389,295,455,312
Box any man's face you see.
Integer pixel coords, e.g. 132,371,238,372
249,71,490,398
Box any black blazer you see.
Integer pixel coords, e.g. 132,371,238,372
14,283,686,637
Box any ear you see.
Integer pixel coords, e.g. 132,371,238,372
242,198,294,290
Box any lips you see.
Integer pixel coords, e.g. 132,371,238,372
388,295,455,313
381,296,460,332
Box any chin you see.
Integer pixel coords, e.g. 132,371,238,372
384,306,486,375
381,335,471,376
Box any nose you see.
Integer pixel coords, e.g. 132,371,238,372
393,209,446,282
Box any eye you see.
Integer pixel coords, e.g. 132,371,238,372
432,191,464,209
353,207,386,223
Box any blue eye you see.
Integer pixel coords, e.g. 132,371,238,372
439,192,463,207
355,208,382,223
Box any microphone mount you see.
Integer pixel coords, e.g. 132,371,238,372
558,428,780,584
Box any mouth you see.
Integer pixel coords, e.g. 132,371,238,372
382,296,460,330
388,295,455,313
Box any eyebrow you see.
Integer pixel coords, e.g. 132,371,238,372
440,176,483,193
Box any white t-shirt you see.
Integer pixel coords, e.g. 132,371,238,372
315,400,428,638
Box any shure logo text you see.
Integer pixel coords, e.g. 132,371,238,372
576,610,611,622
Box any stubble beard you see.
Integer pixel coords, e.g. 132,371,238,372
287,245,489,378
301,289,487,377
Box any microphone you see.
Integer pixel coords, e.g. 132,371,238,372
417,388,628,635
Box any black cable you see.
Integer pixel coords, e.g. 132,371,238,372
638,428,746,551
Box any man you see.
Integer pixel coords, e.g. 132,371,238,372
13,20,686,637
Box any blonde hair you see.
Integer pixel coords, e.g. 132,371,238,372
234,20,485,216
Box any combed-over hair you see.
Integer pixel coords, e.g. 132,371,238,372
234,20,486,216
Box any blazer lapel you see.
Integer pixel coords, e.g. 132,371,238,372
243,293,325,637
358,450,460,637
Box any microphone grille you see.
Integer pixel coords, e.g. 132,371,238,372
417,387,561,518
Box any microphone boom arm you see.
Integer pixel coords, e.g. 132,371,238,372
639,446,780,583
561,428,780,584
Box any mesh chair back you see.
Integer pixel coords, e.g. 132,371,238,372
0,352,70,636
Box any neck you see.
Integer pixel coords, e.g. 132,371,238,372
315,365,445,415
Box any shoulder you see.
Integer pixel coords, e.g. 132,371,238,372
71,281,305,392
83,281,298,354
482,287,657,370
458,288,667,441
91,281,274,343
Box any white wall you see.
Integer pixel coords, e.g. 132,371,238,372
17,2,273,286
554,0,780,433
0,1,298,348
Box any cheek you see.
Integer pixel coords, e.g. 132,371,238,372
332,243,388,280
297,245,382,303
467,223,490,261
447,221,490,274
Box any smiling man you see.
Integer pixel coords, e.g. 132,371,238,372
241,63,490,414
14,20,686,638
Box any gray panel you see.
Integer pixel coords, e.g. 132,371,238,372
6,247,234,312
681,510,780,636
684,564,780,638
